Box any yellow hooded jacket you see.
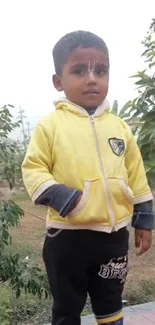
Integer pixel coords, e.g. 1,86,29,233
22,99,153,233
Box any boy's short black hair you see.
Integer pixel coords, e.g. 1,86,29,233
53,30,109,75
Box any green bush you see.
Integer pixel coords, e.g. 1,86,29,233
0,289,12,325
0,200,50,324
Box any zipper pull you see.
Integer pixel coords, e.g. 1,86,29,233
90,114,94,122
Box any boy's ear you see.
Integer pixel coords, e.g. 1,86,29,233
53,74,63,91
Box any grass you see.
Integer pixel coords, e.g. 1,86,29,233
125,279,155,306
1,280,155,324
11,191,29,201
0,286,52,325
1,192,155,324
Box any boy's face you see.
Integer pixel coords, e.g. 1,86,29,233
53,47,109,109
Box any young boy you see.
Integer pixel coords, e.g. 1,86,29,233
22,31,154,325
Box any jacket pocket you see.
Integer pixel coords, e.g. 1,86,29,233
108,177,134,221
67,178,109,224
47,228,63,238
119,179,134,204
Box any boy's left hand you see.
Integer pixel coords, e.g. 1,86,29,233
135,229,152,256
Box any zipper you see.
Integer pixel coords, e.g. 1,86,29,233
90,114,115,230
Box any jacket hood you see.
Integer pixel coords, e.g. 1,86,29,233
54,97,110,117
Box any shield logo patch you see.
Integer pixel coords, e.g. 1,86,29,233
109,138,125,156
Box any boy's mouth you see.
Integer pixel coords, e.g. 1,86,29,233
83,89,99,95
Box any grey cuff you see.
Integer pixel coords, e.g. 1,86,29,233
132,200,154,229
35,184,82,218
132,212,155,229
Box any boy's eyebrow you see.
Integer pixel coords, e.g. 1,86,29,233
70,63,87,68
94,62,109,68
70,62,109,68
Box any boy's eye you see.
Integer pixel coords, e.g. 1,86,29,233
73,68,85,75
96,68,106,76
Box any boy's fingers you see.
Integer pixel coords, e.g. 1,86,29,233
142,232,152,252
135,229,152,256
136,242,144,256
135,230,141,248
135,237,142,256
136,240,151,256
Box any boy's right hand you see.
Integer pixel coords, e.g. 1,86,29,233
69,194,82,212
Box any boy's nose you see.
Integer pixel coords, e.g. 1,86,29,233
86,71,97,84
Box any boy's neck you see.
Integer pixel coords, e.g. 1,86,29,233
84,107,96,115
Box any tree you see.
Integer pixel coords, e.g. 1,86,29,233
111,100,132,120
0,106,28,190
125,19,155,184
0,105,20,190
111,100,143,136
0,105,50,324
0,140,27,190
112,19,155,185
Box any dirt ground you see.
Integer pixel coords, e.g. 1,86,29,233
10,200,47,267
9,199,155,292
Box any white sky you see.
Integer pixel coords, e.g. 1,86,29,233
0,0,155,133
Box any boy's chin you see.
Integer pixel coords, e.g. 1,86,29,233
82,100,104,110
66,95,105,110
81,96,106,110
83,105,98,110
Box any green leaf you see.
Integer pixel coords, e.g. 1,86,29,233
130,69,146,78
144,164,152,173
141,111,155,122
111,100,118,115
119,100,132,116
